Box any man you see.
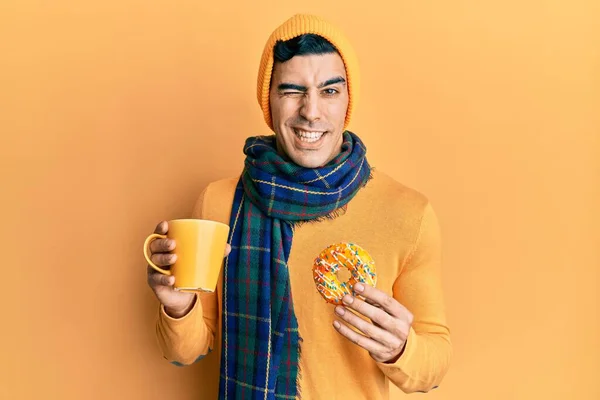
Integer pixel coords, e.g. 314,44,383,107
146,14,452,399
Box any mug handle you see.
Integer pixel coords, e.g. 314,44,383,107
143,233,172,275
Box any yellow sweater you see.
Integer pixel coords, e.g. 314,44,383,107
155,169,452,398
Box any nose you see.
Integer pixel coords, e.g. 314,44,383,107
299,91,321,122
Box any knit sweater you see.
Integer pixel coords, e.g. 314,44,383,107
155,169,452,398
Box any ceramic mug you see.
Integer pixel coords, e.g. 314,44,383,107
143,219,229,292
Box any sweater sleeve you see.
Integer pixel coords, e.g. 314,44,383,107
155,186,219,366
376,202,453,393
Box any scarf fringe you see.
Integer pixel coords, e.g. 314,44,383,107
295,337,303,399
288,169,375,230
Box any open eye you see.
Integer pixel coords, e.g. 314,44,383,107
323,88,338,96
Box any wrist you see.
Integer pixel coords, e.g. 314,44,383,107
164,295,197,319
383,340,407,364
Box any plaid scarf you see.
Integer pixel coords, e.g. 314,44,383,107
218,131,372,399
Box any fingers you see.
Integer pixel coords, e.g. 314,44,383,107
353,283,409,319
342,293,394,329
148,221,175,265
334,305,398,346
154,220,168,234
150,238,176,254
224,243,231,257
150,253,177,267
333,320,388,355
342,287,413,339
147,269,175,287
334,287,412,363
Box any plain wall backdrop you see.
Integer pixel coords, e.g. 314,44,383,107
1,0,598,399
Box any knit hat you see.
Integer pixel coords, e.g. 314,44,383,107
257,14,360,131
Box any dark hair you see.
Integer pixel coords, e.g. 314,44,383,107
273,34,339,63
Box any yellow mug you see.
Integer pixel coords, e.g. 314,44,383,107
143,219,230,292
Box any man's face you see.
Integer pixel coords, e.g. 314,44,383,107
269,53,349,169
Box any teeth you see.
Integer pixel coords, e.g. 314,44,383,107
295,129,324,143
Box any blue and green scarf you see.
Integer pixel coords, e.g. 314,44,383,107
219,131,372,399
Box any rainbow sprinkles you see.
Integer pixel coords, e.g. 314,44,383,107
312,242,377,305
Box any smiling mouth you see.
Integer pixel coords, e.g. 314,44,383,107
293,128,326,144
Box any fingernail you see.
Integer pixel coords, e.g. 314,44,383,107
333,321,341,329
335,306,345,316
342,295,354,305
354,283,364,293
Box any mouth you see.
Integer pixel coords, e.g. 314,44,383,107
293,128,327,146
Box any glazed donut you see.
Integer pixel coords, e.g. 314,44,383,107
312,242,377,305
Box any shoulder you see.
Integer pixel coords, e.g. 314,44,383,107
352,168,438,237
363,168,430,211
191,176,240,223
204,176,240,198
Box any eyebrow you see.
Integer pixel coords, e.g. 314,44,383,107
277,76,346,92
319,76,346,88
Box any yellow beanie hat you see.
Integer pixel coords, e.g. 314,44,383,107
257,14,360,131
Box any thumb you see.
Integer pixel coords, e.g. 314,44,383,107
224,243,232,257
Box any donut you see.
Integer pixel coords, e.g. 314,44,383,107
312,242,377,305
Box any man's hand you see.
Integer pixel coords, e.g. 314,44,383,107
332,282,413,364
146,220,231,318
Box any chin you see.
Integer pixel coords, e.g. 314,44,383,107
295,159,325,169
290,153,331,169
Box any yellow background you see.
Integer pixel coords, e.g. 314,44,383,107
2,1,598,399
